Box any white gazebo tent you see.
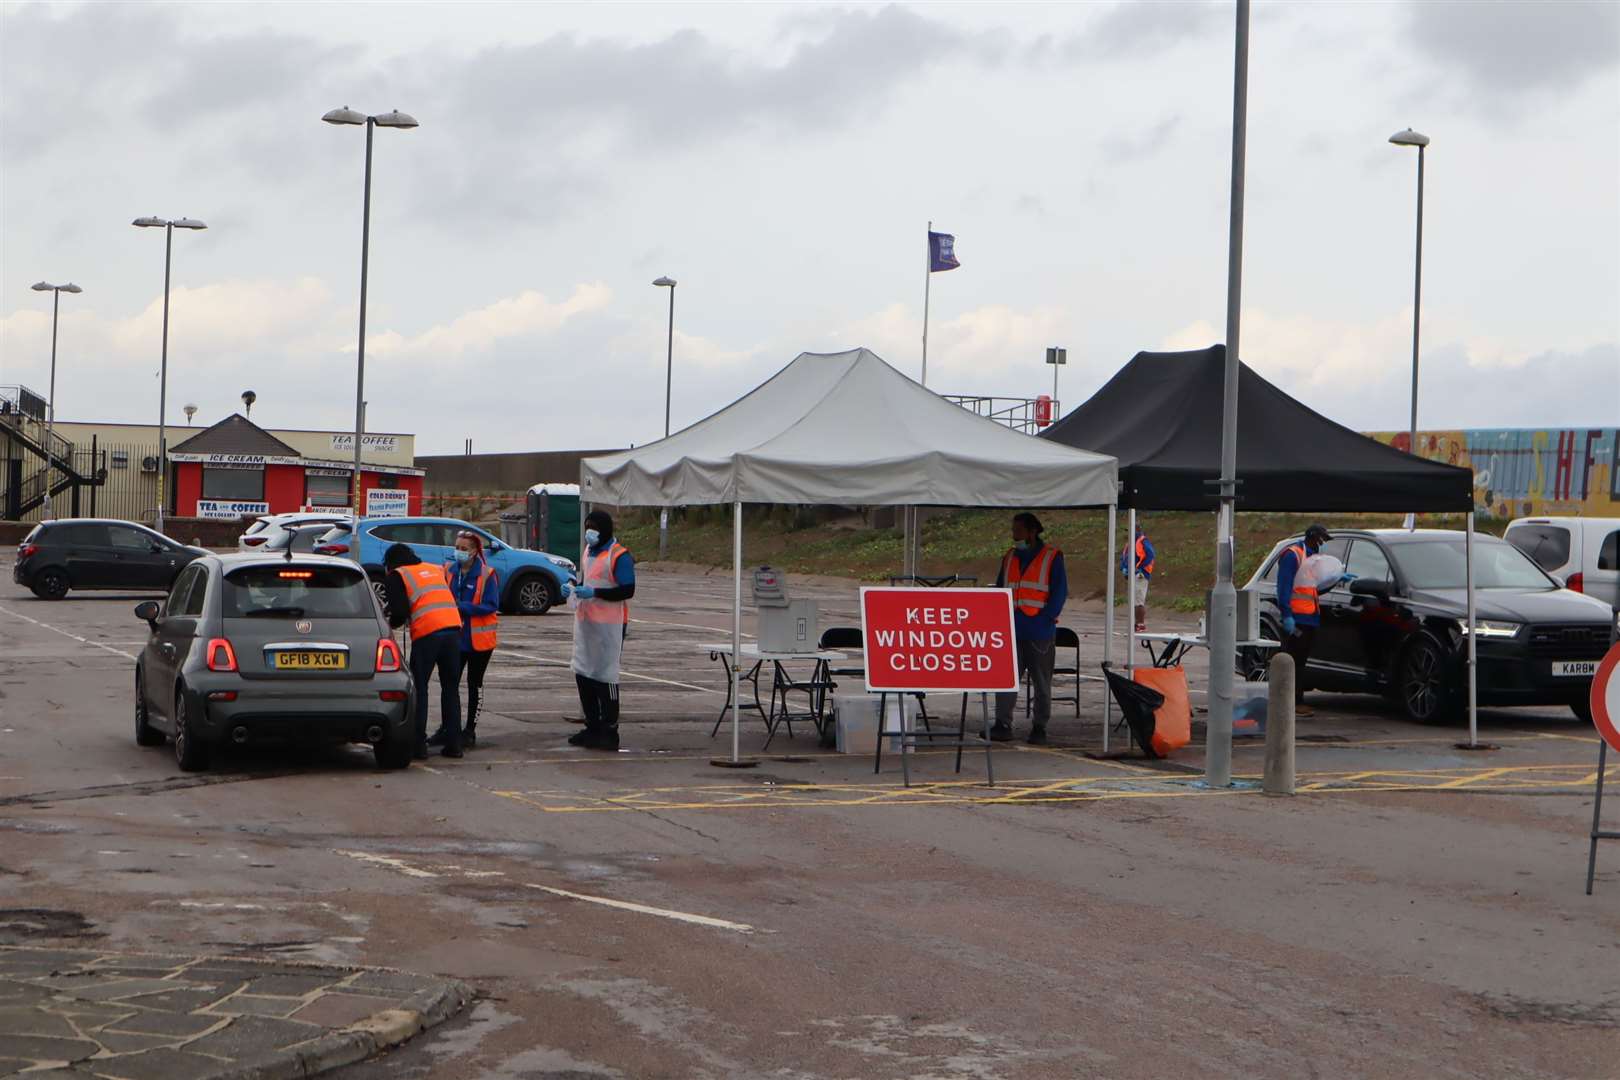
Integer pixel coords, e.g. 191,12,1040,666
581,348,1119,765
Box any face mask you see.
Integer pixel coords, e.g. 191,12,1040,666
584,529,601,546
453,549,473,565
1014,539,1030,551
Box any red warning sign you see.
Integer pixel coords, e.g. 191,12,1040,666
860,587,1019,694
1591,642,1620,753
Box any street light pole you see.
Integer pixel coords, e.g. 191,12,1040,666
1390,129,1429,466
654,276,677,558
30,281,83,521
133,217,206,533
1206,0,1250,790
324,106,419,515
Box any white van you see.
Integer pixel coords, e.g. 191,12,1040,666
1504,517,1620,608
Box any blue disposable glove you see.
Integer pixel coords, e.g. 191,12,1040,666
573,585,596,600
1281,615,1297,637
1340,572,1357,584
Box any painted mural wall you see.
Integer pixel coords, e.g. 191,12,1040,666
1368,428,1619,520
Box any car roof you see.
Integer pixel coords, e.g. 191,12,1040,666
1267,528,1511,551
38,518,160,528
208,552,367,571
359,516,479,526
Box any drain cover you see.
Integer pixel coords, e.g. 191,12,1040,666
0,908,100,944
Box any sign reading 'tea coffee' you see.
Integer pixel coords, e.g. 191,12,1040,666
196,499,270,520
860,587,1019,694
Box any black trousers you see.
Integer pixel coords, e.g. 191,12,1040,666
410,629,464,750
1283,624,1316,704
575,674,619,734
463,649,493,733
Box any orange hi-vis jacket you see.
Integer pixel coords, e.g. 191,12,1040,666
1135,535,1156,576
1284,543,1319,617
1002,544,1062,618
399,562,462,640
577,542,631,624
467,564,499,651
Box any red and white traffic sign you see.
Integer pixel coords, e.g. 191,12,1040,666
1591,642,1620,753
860,587,1019,694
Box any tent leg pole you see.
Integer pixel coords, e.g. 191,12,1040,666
712,500,756,769
1104,505,1115,753
1127,509,1137,676
1466,510,1477,748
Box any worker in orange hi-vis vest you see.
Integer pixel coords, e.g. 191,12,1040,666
1275,523,1332,717
992,512,1067,745
383,543,465,760
430,530,500,751
1119,524,1156,633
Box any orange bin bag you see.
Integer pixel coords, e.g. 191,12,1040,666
1133,666,1191,756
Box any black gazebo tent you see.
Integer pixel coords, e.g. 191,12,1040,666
1041,345,1473,512
1042,344,1483,746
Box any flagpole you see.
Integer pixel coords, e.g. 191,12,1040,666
922,219,931,387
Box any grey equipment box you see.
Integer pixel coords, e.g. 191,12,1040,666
753,566,820,654
1204,587,1262,642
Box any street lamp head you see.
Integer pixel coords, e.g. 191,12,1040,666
323,106,367,126
172,218,207,230
132,216,166,228
31,281,52,291
1389,128,1430,148
653,277,677,288
62,283,82,293
31,282,84,293
373,110,419,129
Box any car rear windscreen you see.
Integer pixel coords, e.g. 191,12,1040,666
1505,524,1571,571
223,565,372,619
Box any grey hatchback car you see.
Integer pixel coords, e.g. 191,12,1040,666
133,553,414,771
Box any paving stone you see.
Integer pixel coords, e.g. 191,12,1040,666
119,986,231,1014
51,1003,138,1030
289,992,397,1029
79,1047,229,1080
92,1029,184,1054
206,994,302,1018
101,1009,223,1038
0,983,55,1008
75,979,192,1003
0,1031,99,1063
343,969,433,995
0,949,89,970
182,1014,323,1059
0,1004,80,1038
243,973,338,998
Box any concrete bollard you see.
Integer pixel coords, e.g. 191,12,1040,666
1264,653,1296,796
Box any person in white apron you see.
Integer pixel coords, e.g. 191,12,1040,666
563,510,636,750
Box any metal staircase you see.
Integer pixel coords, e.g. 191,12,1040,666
1,384,102,519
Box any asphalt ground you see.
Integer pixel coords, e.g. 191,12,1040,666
2,563,1617,1079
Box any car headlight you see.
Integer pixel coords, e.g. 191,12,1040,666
1459,620,1522,638
547,556,576,573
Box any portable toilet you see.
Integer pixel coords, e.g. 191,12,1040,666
526,483,582,555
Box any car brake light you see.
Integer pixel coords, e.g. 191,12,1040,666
316,543,350,555
18,544,38,558
278,570,314,579
1565,572,1583,593
376,638,403,672
243,536,267,546
379,690,407,702
206,638,238,672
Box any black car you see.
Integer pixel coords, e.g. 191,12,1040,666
1243,529,1618,723
13,519,205,600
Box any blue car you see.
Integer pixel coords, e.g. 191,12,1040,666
313,516,575,616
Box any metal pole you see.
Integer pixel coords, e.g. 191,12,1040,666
661,286,674,559
1104,504,1116,751
43,289,59,520
1127,509,1138,674
1465,510,1477,747
89,434,97,517
1409,144,1424,464
1205,0,1250,789
1589,741,1608,896
352,117,375,516
732,499,743,763
157,223,172,533
921,220,932,387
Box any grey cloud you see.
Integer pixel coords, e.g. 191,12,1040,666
1070,1,1225,59
1407,0,1619,98
1100,115,1183,163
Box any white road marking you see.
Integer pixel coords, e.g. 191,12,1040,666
499,649,721,695
522,883,757,934
335,850,439,878
1,605,139,660
335,849,757,934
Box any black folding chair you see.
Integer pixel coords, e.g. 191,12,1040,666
1026,625,1082,719
1100,662,1165,759
820,626,931,734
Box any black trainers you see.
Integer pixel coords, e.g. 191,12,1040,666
441,745,464,759
1026,727,1049,746
579,729,620,751
463,729,477,749
426,729,447,748
567,729,593,746
988,724,1015,743
412,744,430,761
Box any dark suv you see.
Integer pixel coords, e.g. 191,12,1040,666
14,519,205,600
1243,529,1618,723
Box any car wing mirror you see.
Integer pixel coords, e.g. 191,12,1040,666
1349,578,1391,601
134,600,162,627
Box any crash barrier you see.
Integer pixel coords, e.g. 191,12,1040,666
1264,653,1296,796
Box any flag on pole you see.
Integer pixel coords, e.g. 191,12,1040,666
928,231,960,272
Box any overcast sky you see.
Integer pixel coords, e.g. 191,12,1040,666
3,0,1616,454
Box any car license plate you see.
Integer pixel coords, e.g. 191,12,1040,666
1552,660,1598,677
272,650,347,671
